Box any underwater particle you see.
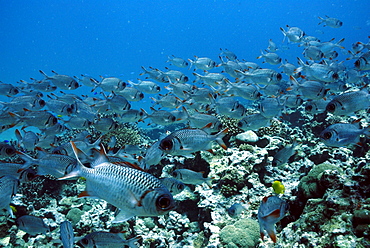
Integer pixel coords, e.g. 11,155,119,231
219,218,260,248
272,181,285,194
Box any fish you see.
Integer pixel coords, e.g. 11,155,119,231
319,122,370,147
227,202,248,218
45,98,76,116
0,160,32,179
64,116,92,129
280,25,305,43
9,110,58,129
140,141,165,170
272,140,299,167
238,68,282,85
193,72,227,87
16,215,50,236
272,181,285,194
267,39,278,52
258,97,285,118
296,58,339,83
140,66,169,83
60,221,74,248
224,79,262,101
17,149,78,178
160,177,185,195
216,97,246,119
151,94,182,109
258,195,288,243
354,51,370,71
237,113,271,131
118,109,145,123
325,89,370,116
303,46,324,61
78,232,142,248
279,60,296,76
0,82,19,96
172,169,212,187
183,107,223,132
92,117,119,133
163,69,189,83
59,142,175,222
116,86,144,102
257,50,282,65
289,76,328,100
318,16,343,28
304,98,330,114
159,124,228,156
167,55,189,68
91,76,126,92
0,175,19,217
1,95,46,112
218,58,243,78
130,79,161,94
15,129,39,151
219,48,237,60
39,70,80,90
188,56,217,70
141,107,177,126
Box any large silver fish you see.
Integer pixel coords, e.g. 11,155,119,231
39,70,79,90
59,142,175,223
16,215,50,236
319,122,370,147
78,231,142,248
325,89,370,116
318,16,343,28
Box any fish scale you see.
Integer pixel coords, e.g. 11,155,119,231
60,143,175,222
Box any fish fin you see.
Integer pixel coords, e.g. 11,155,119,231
215,128,228,150
78,191,92,198
113,210,136,223
124,236,142,248
91,144,109,168
269,209,281,218
265,224,277,243
207,149,214,154
58,141,83,180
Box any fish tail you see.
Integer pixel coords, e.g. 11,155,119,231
121,235,142,248
58,141,84,180
215,128,228,150
16,151,37,170
188,58,194,70
265,224,277,243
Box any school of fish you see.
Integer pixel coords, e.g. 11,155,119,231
0,15,370,246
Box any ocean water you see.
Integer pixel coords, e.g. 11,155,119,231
1,0,370,247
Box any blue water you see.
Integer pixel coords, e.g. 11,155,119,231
1,0,368,85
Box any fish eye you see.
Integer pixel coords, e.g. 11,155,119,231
305,105,313,111
354,59,361,68
6,147,15,155
172,171,178,177
160,139,173,151
177,184,184,191
13,89,19,94
156,86,161,91
170,116,176,122
39,99,46,107
183,76,189,82
326,103,336,112
156,194,173,210
323,131,332,140
332,73,339,80
276,73,282,81
237,121,244,128
80,238,89,245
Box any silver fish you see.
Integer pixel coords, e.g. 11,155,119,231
303,46,324,61
15,129,39,151
224,79,262,101
151,94,182,109
2,95,46,112
219,48,237,61
163,69,189,83
216,97,246,119
227,202,248,218
219,58,243,78
65,116,92,129
183,107,222,132
118,109,145,123
140,66,169,83
193,72,227,87
46,99,76,116
280,25,305,43
188,56,217,71
237,113,271,131
159,125,227,156
130,79,161,94
267,39,278,52
78,232,142,248
116,87,144,102
141,107,177,126
326,89,370,115
318,16,343,28
0,175,19,217
39,70,79,90
297,58,339,83
10,110,57,129
259,97,284,118
319,122,370,147
59,142,175,222
279,60,296,76
60,221,74,248
140,141,164,170
258,195,288,243
16,215,50,236
304,98,330,114
238,69,282,85
257,50,281,65
17,150,78,178
91,77,126,92
172,169,212,187
20,78,57,92
92,117,119,133
272,140,299,166
160,177,185,195
167,55,189,68
0,83,19,96
290,76,328,100
354,51,370,71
